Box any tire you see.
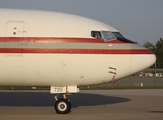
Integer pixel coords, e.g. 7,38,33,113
54,98,71,114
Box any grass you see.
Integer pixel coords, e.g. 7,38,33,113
0,86,162,90
79,86,163,90
0,86,50,90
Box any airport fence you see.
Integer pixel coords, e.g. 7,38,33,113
106,69,163,87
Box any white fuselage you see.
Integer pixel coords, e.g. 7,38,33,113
0,9,156,86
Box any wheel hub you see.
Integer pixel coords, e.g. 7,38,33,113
60,104,65,109
58,102,67,111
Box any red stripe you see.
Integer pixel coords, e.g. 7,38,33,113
66,86,68,93
0,48,153,54
0,37,129,44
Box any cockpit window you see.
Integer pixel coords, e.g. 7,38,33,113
91,31,135,43
112,32,124,38
91,31,115,41
91,31,102,40
101,31,115,41
112,32,135,43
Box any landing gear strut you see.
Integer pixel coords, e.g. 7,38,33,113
54,94,71,114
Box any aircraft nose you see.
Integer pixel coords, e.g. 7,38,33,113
131,46,156,74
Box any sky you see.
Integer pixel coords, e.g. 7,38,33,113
0,0,163,45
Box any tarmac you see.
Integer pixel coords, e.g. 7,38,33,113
0,89,162,120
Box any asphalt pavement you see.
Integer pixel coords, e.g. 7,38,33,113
0,89,162,120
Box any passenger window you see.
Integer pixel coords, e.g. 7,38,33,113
91,31,103,40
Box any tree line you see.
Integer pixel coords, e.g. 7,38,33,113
143,38,163,68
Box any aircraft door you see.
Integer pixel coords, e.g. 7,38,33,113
6,20,25,55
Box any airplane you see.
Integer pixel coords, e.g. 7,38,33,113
0,8,156,114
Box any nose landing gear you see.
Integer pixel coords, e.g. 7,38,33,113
51,86,78,114
54,94,71,114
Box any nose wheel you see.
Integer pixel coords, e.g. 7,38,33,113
54,94,71,114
